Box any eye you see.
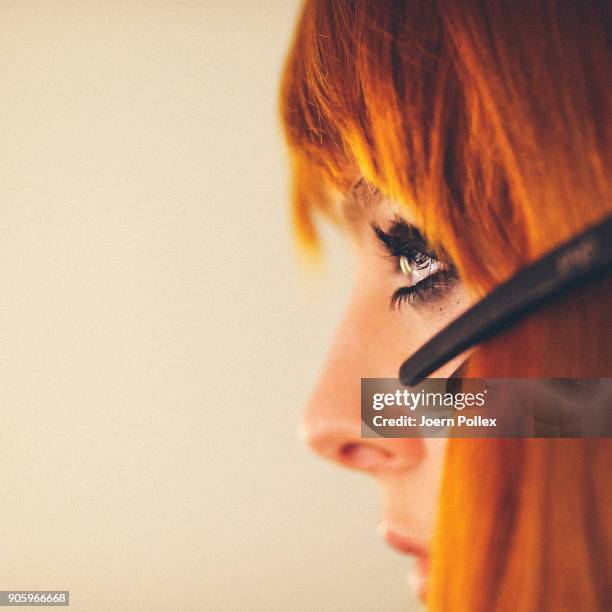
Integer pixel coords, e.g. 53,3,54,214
399,253,444,285
371,221,459,310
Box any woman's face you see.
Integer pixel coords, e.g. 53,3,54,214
302,182,471,600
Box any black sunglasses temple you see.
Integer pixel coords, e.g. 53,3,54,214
399,214,612,386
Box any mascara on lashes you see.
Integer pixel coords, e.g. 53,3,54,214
371,221,459,308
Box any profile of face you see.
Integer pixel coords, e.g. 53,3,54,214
302,181,472,600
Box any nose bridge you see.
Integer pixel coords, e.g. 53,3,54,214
302,294,424,473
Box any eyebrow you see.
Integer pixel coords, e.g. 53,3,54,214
371,219,431,255
340,178,384,225
349,177,382,208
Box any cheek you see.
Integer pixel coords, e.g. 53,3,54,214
353,257,471,370
407,280,472,327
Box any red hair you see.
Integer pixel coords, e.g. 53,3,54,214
280,1,612,609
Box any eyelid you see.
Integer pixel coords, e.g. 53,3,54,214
391,270,460,310
371,222,435,259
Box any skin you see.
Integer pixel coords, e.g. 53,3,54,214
301,192,472,598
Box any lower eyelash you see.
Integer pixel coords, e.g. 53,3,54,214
390,270,459,310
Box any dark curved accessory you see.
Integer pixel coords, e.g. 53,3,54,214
399,214,612,386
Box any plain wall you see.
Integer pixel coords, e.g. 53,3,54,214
0,2,421,610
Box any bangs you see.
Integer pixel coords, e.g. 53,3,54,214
279,1,466,258
280,1,609,291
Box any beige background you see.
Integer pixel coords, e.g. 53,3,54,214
0,2,420,610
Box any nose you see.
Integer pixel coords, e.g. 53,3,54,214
302,295,425,474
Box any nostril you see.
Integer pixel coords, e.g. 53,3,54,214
339,442,394,471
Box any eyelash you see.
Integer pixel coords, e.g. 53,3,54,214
390,269,456,309
372,224,457,309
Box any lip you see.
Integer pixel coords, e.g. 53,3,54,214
380,523,429,602
383,526,427,556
